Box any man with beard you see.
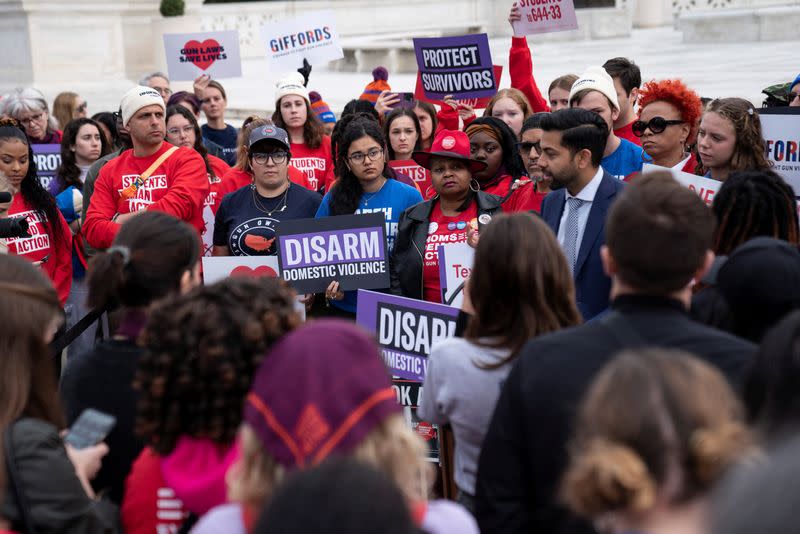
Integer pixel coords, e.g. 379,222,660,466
84,86,209,249
536,107,624,319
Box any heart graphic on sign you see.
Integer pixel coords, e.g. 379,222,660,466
183,39,221,71
230,265,278,278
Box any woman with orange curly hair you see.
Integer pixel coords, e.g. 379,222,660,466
634,79,702,173
561,348,754,534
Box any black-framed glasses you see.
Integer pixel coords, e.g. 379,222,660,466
516,141,541,155
632,117,684,137
251,151,288,165
348,147,384,164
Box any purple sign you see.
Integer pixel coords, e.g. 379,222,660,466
276,213,389,294
31,144,61,194
413,33,496,100
356,290,458,382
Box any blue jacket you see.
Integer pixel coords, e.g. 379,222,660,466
540,171,624,319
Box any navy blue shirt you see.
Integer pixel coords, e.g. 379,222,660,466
213,183,322,256
201,123,238,166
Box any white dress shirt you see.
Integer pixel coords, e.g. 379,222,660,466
557,166,604,254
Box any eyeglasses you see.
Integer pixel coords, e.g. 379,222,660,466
516,141,542,155
18,112,45,126
167,125,195,137
251,151,288,165
348,148,384,164
153,87,172,97
632,117,685,137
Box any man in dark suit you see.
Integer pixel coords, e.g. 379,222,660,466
538,108,625,319
474,172,757,534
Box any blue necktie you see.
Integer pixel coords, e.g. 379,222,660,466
563,197,585,275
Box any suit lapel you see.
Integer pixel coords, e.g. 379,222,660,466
545,190,566,234
575,172,615,275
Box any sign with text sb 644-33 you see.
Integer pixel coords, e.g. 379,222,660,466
413,34,496,101
276,213,389,294
260,10,343,71
512,0,579,36
163,31,242,81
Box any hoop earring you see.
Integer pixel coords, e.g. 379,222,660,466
470,179,481,192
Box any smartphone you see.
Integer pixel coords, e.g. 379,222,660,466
388,92,415,110
64,409,116,449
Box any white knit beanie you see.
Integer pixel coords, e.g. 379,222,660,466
275,72,310,107
569,66,620,111
120,86,166,126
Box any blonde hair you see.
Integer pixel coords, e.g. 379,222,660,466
229,414,431,511
562,348,753,518
52,92,80,130
483,88,532,120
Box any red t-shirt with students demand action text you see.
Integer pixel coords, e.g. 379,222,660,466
83,142,209,250
423,202,477,303
290,135,334,193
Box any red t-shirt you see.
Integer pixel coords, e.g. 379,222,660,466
615,121,641,146
481,175,543,213
423,202,477,303
290,135,334,193
121,449,188,534
4,194,72,305
83,142,210,250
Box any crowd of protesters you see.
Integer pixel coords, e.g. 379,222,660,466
1,2,800,532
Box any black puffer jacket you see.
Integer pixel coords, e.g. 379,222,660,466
390,191,503,300
2,418,117,533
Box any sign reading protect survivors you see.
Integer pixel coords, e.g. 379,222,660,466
276,213,389,294
413,34,497,100
32,144,60,194
356,290,458,382
163,31,242,81
759,107,800,195
414,65,504,111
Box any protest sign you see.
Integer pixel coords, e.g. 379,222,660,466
512,0,579,35
276,213,388,294
393,379,440,463
759,107,800,195
259,10,343,71
31,144,60,193
642,163,720,206
356,289,458,382
414,65,504,110
437,242,475,307
388,160,433,199
413,34,496,100
201,255,280,285
163,31,242,81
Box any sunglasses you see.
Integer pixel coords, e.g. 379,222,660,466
632,117,685,137
76,102,88,113
516,141,542,154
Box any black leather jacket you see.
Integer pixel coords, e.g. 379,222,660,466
389,191,504,300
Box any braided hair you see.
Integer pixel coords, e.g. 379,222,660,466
0,118,63,247
329,114,392,216
134,277,301,455
712,169,799,255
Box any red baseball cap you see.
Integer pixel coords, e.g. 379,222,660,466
412,129,487,174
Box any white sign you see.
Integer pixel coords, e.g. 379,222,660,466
202,255,280,285
259,10,343,71
163,31,242,81
512,0,579,36
642,164,720,206
437,242,475,308
760,110,800,195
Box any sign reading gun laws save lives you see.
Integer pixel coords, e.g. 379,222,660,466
163,31,242,81
413,34,497,100
356,290,458,382
642,164,720,206
276,213,389,294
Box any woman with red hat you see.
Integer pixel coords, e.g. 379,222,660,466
390,129,504,303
